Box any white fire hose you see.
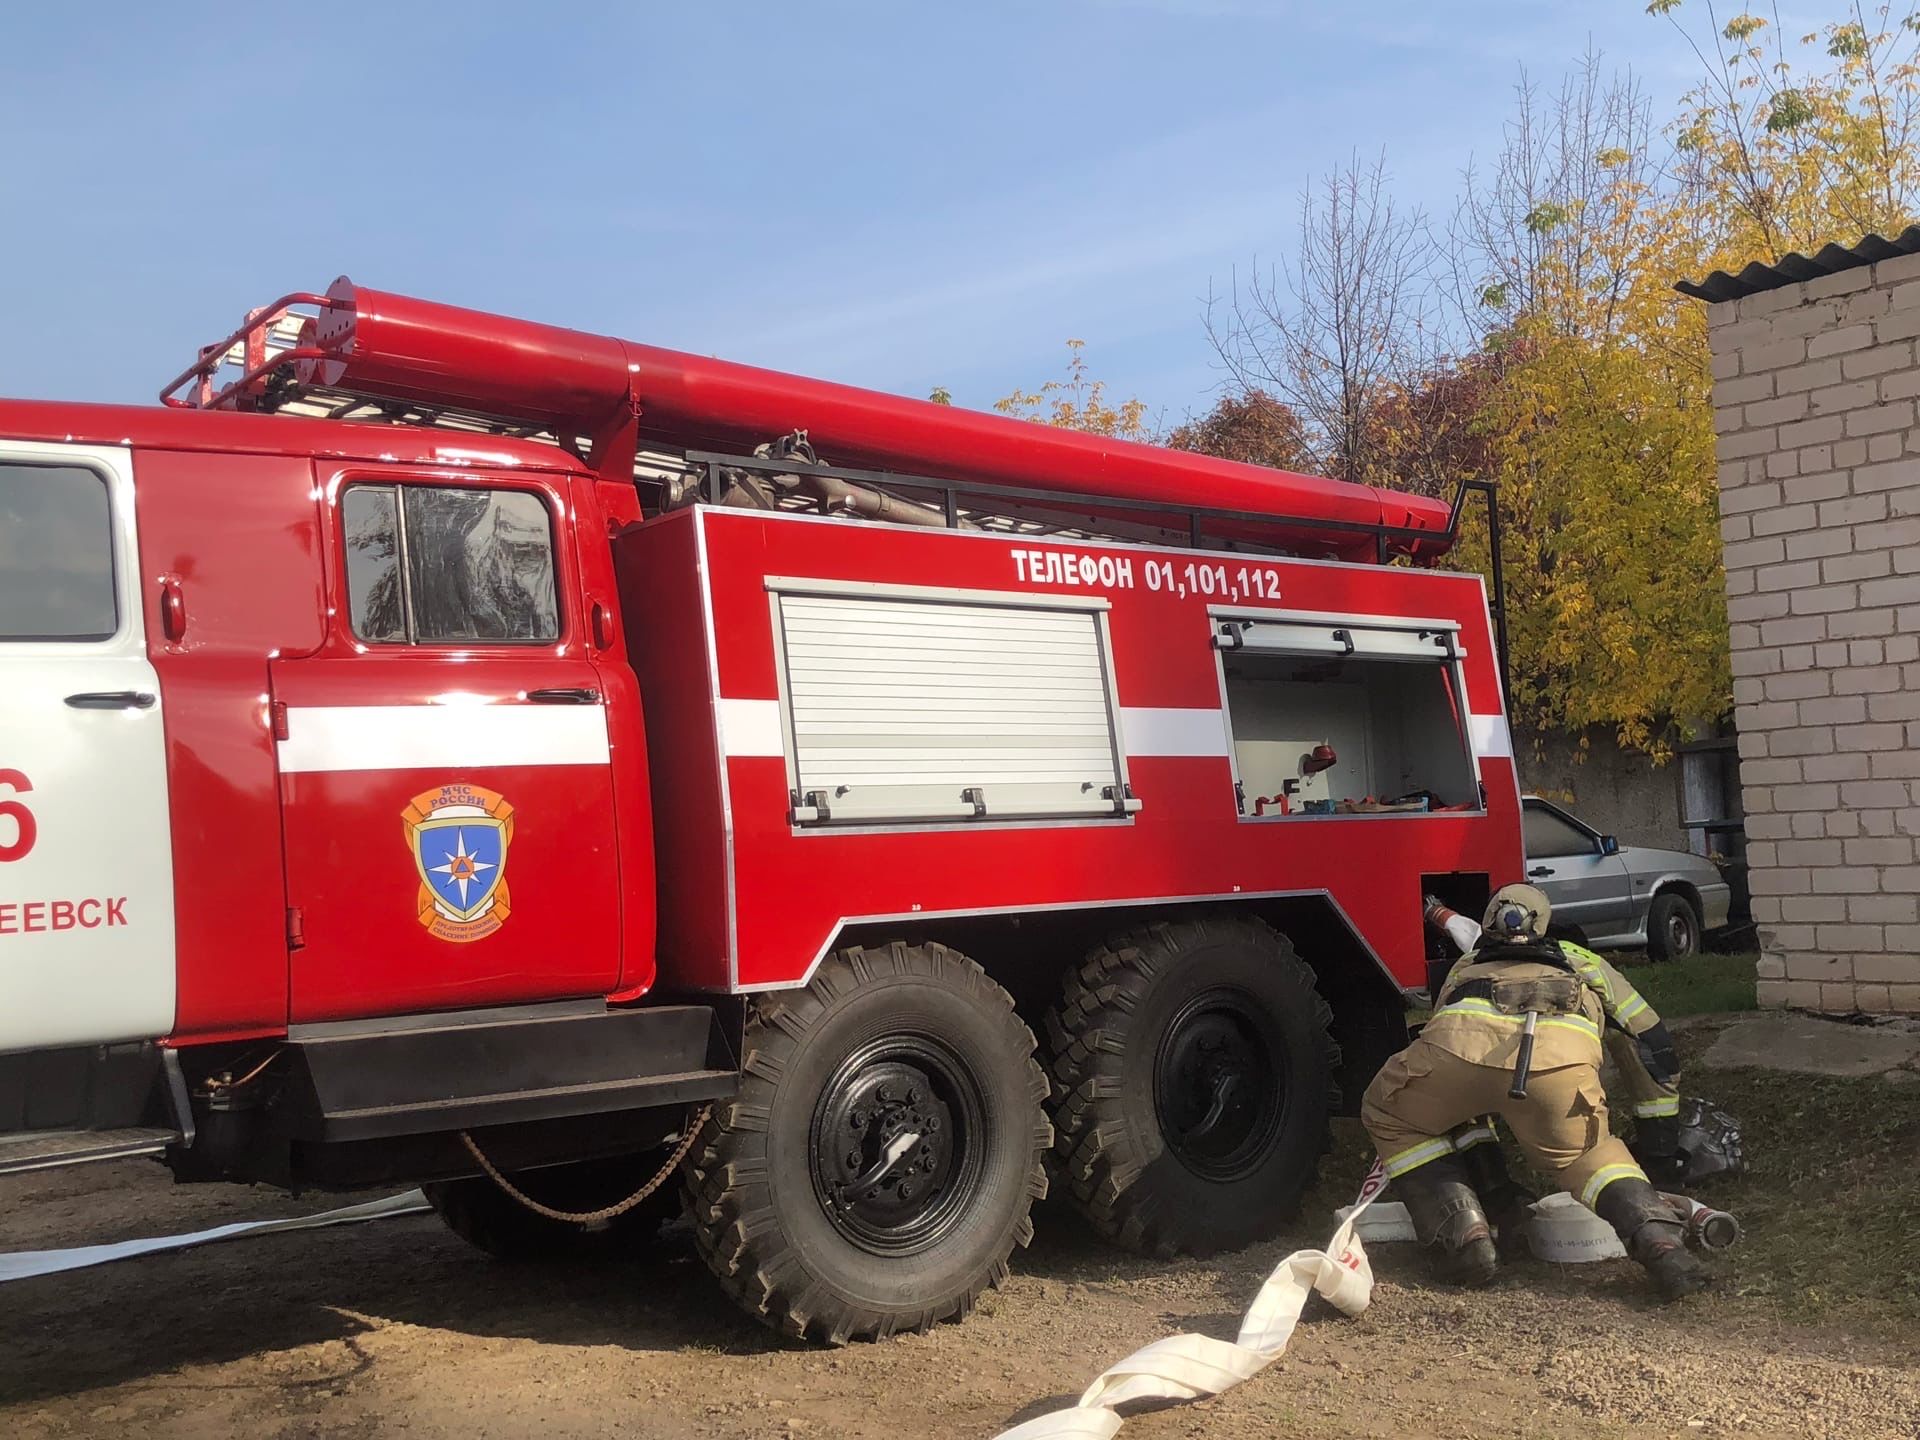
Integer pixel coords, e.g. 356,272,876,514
995,1162,1391,1440
992,1168,1737,1440
995,901,1740,1439
1350,1190,1739,1260
0,1190,430,1284
1428,898,1485,957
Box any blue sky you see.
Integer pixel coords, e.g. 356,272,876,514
1,2,1709,422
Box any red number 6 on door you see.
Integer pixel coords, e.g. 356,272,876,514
0,769,36,862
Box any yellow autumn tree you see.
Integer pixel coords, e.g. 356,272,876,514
1656,0,1920,261
986,8,1919,760
994,340,1152,439
1444,10,1920,754
1469,328,1727,755
1441,55,1731,756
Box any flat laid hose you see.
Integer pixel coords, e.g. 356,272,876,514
994,1161,1390,1440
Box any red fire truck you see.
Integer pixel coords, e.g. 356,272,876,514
0,279,1520,1341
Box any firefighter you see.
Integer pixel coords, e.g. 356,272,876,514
1360,884,1707,1300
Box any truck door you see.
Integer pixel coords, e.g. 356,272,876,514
271,466,622,1023
0,443,175,1053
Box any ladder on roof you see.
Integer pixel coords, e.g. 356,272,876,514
157,293,1512,700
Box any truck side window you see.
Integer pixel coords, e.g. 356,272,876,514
342,483,559,645
0,462,116,642
343,487,406,643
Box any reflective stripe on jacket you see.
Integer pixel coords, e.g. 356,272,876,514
1559,940,1681,1117
1422,939,1677,1114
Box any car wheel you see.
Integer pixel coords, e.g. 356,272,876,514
1646,893,1701,962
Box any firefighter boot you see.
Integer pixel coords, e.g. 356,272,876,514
1458,1138,1536,1261
1394,1159,1499,1287
1629,1114,1687,1187
1594,1177,1710,1301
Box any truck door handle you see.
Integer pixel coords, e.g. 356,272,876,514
1527,865,1554,878
158,576,187,642
65,691,156,710
527,687,599,705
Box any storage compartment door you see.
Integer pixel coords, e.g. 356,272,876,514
1221,616,1460,662
775,588,1133,824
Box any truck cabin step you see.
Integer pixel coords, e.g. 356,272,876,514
279,1001,740,1143
0,1125,180,1177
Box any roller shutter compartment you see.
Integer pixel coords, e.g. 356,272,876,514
773,588,1137,825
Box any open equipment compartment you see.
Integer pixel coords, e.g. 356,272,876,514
1214,610,1481,819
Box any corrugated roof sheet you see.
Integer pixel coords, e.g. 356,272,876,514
1676,226,1920,302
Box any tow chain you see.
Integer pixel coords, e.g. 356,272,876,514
458,1103,712,1227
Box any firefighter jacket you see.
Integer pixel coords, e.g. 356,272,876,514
1422,939,1680,1120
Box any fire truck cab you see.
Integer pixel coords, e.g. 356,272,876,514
0,280,1521,1342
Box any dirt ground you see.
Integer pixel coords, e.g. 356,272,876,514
4,1136,1916,1440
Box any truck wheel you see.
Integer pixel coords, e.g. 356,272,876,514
424,1154,684,1260
1646,892,1701,962
1045,915,1338,1257
684,941,1050,1343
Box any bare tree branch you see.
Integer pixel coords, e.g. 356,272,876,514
1204,151,1440,484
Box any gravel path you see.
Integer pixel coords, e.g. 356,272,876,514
4,1154,1915,1439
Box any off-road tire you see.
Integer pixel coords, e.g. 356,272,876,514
684,941,1050,1344
1645,892,1701,962
425,1155,684,1260
1045,914,1339,1257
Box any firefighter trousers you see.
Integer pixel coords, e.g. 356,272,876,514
1360,1039,1646,1210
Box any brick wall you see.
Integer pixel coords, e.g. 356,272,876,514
1707,250,1920,1015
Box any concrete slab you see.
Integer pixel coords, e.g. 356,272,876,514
1668,1011,1750,1034
1700,1011,1920,1077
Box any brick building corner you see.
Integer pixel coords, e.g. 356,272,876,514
1686,229,1920,1014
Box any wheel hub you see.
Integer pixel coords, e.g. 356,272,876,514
1153,989,1285,1181
810,1042,978,1254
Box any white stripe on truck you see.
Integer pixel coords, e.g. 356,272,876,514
1469,713,1513,759
1118,707,1231,758
277,704,611,774
716,698,785,759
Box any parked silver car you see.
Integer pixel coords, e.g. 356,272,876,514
1522,795,1733,960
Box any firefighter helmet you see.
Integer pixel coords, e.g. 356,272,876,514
1482,883,1551,942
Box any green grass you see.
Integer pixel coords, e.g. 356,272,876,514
1619,948,1758,1018
1372,949,1912,1333
1605,956,1920,1326
1673,1032,1920,1331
